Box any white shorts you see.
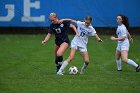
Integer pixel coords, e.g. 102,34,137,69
117,42,130,51
71,41,87,52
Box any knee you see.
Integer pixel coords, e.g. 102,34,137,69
122,58,128,63
115,55,121,60
115,51,121,60
57,51,63,57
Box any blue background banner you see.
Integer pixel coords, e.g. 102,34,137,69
0,0,140,27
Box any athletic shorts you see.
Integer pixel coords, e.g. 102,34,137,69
116,42,130,51
55,39,70,47
71,41,87,52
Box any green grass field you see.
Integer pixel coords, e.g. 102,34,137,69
0,35,140,93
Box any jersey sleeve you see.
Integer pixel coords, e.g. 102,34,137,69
48,25,53,34
63,20,70,27
88,26,97,36
76,21,83,26
121,26,127,37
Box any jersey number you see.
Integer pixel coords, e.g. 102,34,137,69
80,32,85,37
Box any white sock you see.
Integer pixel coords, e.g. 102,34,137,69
81,63,88,71
127,59,138,68
58,61,69,72
116,59,122,70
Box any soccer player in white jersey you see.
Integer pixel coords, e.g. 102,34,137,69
111,15,140,72
57,16,103,75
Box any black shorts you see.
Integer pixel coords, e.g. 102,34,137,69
55,39,70,47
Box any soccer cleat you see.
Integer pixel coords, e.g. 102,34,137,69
117,69,122,71
57,72,64,75
56,65,62,73
136,65,140,72
56,69,65,74
56,65,61,72
62,70,65,74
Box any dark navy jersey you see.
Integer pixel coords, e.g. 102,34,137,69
48,20,70,46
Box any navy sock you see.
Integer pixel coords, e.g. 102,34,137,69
55,56,63,71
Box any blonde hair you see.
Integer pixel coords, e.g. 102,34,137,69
49,12,57,17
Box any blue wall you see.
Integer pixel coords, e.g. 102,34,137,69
0,0,140,27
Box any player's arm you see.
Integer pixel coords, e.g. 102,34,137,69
127,31,133,43
90,27,103,42
95,34,103,42
41,33,51,45
69,24,80,37
110,36,126,41
60,19,77,24
111,28,128,41
69,19,77,23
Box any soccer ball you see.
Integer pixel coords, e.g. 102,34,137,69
69,66,78,75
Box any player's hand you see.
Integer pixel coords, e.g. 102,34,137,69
98,39,103,42
58,20,63,24
41,40,46,45
76,33,80,37
110,36,116,41
129,37,133,44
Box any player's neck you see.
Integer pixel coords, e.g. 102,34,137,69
52,19,59,24
118,23,123,26
85,25,90,28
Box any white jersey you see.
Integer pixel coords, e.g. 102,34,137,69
116,24,129,44
71,21,96,47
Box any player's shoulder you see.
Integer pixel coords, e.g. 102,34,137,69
77,21,84,25
89,25,95,30
49,23,54,28
77,21,84,23
121,24,127,31
50,23,55,27
121,24,126,29
63,20,70,24
89,25,96,33
62,20,71,27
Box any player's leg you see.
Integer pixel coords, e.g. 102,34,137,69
57,48,77,75
54,45,61,72
80,51,89,74
115,50,122,71
121,50,140,72
56,42,69,72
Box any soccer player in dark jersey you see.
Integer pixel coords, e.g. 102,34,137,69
41,13,79,72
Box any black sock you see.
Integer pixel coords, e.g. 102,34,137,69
55,56,63,71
